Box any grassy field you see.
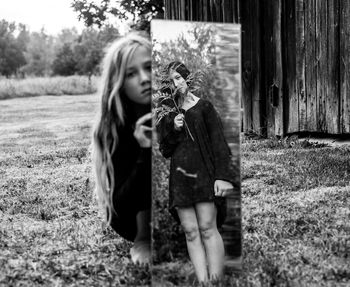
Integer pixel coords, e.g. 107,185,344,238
0,76,98,100
0,95,150,286
1,94,349,286
238,137,350,286
152,137,350,286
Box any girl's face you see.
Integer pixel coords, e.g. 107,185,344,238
169,70,188,96
122,45,151,105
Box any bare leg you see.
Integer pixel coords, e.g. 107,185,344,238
130,209,151,264
177,206,208,283
134,209,151,242
195,202,225,280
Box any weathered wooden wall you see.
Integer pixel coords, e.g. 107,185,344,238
281,0,349,135
243,0,350,136
340,1,350,134
165,0,350,137
240,0,261,134
261,0,284,137
165,0,240,22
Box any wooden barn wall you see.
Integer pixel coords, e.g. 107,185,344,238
240,0,261,134
340,1,350,133
285,0,349,135
294,0,307,132
260,0,284,137
283,0,297,133
164,0,350,136
165,0,240,22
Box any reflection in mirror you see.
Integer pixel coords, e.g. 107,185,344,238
151,20,241,286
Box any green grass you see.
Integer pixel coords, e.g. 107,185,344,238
152,136,350,286
0,76,98,100
1,94,349,286
239,137,350,286
0,94,150,286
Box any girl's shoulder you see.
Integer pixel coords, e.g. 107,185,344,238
199,98,215,110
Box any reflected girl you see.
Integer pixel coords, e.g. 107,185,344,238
156,62,236,282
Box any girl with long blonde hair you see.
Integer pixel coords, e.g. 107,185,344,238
92,32,152,264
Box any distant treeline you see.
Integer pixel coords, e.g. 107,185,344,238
0,19,120,79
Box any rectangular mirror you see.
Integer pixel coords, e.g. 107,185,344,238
151,19,241,285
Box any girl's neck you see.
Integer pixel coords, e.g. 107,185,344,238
178,92,193,106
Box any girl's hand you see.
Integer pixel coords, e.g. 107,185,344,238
214,180,234,197
134,113,153,148
174,113,184,130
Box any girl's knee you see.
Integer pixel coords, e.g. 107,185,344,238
182,225,200,242
199,224,216,240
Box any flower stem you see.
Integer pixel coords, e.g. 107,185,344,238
171,97,195,142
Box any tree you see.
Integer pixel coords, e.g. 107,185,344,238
16,24,30,52
52,43,78,76
74,28,102,78
22,29,55,76
71,0,164,29
152,23,216,100
98,24,120,43
0,20,27,77
74,25,120,79
56,28,79,49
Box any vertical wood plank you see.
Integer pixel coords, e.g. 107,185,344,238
180,0,185,19
316,0,327,132
284,0,297,133
203,0,207,21
235,0,240,22
240,0,252,133
326,0,340,134
261,0,273,137
305,0,317,131
261,0,283,137
273,0,284,136
340,0,350,133
251,0,261,135
296,0,306,131
218,0,223,21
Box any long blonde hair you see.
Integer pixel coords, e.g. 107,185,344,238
92,32,151,224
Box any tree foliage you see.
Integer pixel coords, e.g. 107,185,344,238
52,43,78,76
74,27,115,78
71,0,164,29
21,30,55,76
0,20,27,77
152,23,217,101
0,19,120,78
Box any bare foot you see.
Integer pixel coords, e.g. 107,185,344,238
130,240,151,265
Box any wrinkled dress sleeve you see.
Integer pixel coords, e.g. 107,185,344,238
203,101,237,185
157,112,184,159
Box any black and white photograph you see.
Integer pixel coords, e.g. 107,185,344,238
151,19,241,285
1,0,350,286
0,0,162,286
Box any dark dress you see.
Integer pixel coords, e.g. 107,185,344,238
158,98,236,227
109,121,151,242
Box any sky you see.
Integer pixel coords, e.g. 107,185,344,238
151,19,193,43
0,0,88,35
